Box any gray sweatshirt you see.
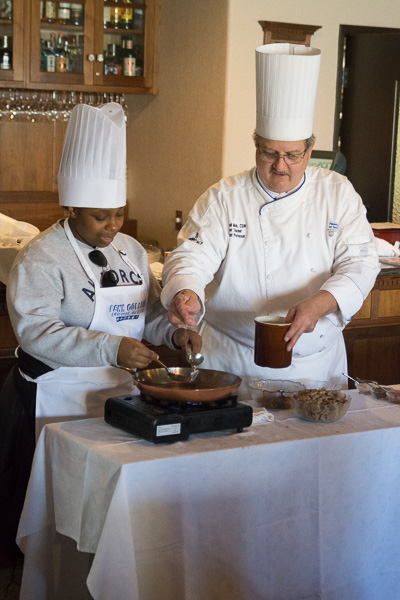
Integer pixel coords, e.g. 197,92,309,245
6,221,176,370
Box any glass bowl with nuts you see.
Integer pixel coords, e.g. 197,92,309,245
292,387,351,423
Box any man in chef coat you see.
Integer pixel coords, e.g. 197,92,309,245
160,43,380,391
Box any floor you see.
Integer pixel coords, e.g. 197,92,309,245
0,547,23,600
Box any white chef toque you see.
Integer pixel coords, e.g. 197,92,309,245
255,43,321,141
57,102,126,208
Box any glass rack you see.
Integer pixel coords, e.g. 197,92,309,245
0,89,127,121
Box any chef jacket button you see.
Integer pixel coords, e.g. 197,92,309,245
320,334,324,338
311,267,316,272
307,232,312,238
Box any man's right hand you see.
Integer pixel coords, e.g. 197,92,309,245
168,289,201,328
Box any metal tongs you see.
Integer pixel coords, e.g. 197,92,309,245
342,373,391,398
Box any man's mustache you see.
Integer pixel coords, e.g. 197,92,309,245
271,167,289,175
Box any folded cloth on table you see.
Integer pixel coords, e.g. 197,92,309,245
150,261,163,282
0,212,40,285
252,407,274,423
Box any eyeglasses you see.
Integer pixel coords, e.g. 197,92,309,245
89,250,118,287
257,148,307,165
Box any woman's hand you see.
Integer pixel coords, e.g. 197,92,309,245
117,337,159,370
172,328,202,353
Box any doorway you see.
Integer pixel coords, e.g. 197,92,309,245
334,25,400,222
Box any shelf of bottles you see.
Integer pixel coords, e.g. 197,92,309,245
0,89,127,121
40,1,84,74
0,0,12,72
103,1,145,78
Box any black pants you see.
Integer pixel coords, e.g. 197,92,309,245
0,366,36,559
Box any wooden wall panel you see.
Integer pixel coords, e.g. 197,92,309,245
0,120,67,191
352,292,372,319
377,289,400,318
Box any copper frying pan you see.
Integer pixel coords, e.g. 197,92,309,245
132,368,242,403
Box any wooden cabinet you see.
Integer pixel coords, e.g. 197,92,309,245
344,273,400,386
0,0,160,94
258,21,321,46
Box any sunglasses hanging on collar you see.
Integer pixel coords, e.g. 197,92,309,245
88,250,119,287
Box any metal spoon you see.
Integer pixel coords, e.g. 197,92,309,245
342,373,382,395
186,351,204,369
153,358,195,382
119,361,195,383
183,327,203,381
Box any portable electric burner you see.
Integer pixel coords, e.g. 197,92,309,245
104,393,253,443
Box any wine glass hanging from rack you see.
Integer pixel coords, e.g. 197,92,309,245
0,89,127,122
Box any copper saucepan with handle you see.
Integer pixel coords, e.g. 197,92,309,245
131,367,242,403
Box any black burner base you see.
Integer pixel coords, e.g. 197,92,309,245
104,394,253,443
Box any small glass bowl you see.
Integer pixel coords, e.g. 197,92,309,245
249,379,305,410
299,380,343,391
385,388,400,404
354,379,379,395
292,389,351,423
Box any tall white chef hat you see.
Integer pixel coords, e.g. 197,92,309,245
255,43,321,141
58,102,126,208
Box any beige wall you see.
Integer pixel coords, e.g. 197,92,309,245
125,0,400,248
223,0,400,176
125,0,228,248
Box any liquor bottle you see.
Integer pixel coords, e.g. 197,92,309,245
0,51,11,70
103,7,111,28
0,35,12,70
0,0,12,20
133,8,144,30
55,34,68,72
104,43,122,75
42,40,56,72
69,36,83,73
70,4,83,26
109,7,121,29
44,1,57,23
133,44,143,76
120,8,133,29
57,3,71,25
121,39,136,76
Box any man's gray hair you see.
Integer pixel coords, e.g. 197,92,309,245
253,132,316,151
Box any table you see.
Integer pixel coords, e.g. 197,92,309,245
17,388,400,600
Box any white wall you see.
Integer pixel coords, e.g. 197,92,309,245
125,0,400,247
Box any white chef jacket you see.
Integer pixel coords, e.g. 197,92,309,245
161,167,380,387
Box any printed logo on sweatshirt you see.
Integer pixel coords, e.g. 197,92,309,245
82,269,141,301
83,280,95,302
229,222,247,239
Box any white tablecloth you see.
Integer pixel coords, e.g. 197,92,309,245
17,389,400,600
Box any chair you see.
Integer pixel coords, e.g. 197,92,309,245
308,150,347,174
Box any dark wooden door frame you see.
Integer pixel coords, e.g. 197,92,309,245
333,24,400,222
333,24,400,150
